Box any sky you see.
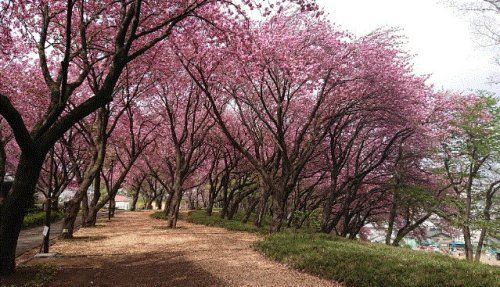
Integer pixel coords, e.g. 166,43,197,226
316,0,499,95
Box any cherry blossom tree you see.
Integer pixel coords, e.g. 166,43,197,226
149,55,215,227
0,0,226,273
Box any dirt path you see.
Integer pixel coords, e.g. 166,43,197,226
16,211,339,287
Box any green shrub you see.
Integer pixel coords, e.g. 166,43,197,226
255,232,500,287
150,211,168,220
22,210,63,229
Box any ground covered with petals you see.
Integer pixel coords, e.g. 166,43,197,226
2,211,339,287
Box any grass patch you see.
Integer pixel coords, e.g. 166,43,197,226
185,210,269,234
255,232,500,287
186,210,499,287
0,264,58,287
24,264,58,287
151,209,270,233
150,211,167,220
153,210,499,286
22,210,63,229
149,210,188,221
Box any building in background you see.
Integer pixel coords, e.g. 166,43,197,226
114,195,131,210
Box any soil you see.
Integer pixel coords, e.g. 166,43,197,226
1,211,340,287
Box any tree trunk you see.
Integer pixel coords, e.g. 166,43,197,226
242,199,258,224
474,227,486,262
0,141,7,206
0,154,43,275
392,233,406,246
227,202,239,220
51,196,59,212
206,188,215,216
145,198,153,210
166,184,182,228
61,174,96,238
83,174,101,227
61,199,81,239
253,186,269,227
464,177,474,261
163,192,172,214
219,186,229,219
131,187,140,211
321,191,335,233
270,193,287,232
227,189,254,220
296,211,310,229
463,226,474,261
108,196,116,220
386,194,398,245
475,190,494,262
187,195,196,210
155,195,163,210
206,199,214,216
85,208,99,227
81,191,89,226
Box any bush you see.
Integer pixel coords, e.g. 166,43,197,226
255,232,500,287
150,211,168,220
23,210,63,229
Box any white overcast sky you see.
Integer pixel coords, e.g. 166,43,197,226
316,0,499,95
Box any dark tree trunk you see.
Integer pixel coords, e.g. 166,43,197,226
206,199,214,216
108,196,116,220
253,187,269,227
131,187,140,211
0,141,7,206
0,154,44,275
270,195,287,232
83,174,101,227
145,198,153,210
166,156,184,228
296,211,309,229
85,209,99,227
475,228,487,262
386,194,398,245
219,185,229,219
206,188,215,216
321,191,335,233
241,199,258,224
81,191,89,226
163,192,172,214
155,195,163,210
61,198,81,239
227,202,239,220
392,233,406,246
188,198,196,210
463,226,474,261
227,189,255,220
51,196,59,212
62,174,97,238
166,185,182,228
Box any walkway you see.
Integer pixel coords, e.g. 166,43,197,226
15,216,79,257
16,212,109,257
21,211,339,287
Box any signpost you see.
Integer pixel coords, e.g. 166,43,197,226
42,195,52,253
